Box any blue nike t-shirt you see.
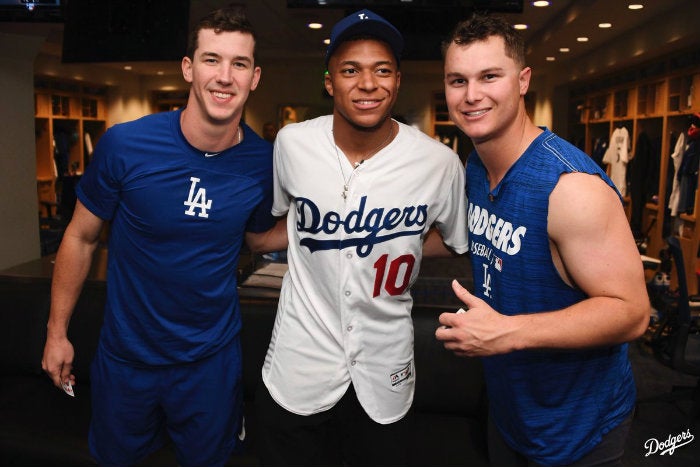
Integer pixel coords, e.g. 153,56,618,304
77,109,275,365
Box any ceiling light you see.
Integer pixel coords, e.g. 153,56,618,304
598,23,612,28
577,37,589,42
124,65,132,71
546,56,556,61
323,38,330,45
628,4,644,10
308,22,322,30
559,47,570,53
513,24,528,30
532,1,550,6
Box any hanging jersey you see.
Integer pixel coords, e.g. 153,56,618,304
602,126,630,196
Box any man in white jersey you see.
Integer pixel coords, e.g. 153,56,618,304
255,9,469,467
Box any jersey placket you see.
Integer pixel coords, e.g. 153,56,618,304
337,182,363,374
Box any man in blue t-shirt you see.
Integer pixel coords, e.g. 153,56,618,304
41,6,286,467
435,13,650,467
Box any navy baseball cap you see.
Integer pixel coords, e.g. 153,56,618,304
325,9,404,66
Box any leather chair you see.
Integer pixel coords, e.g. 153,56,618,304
642,235,700,419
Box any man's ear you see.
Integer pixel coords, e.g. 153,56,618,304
519,66,531,97
250,66,262,92
324,71,334,97
182,56,193,83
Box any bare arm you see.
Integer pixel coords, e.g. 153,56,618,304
41,200,104,388
422,227,461,258
436,173,650,356
245,216,288,254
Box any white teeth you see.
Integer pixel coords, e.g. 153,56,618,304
357,100,377,105
213,92,232,99
466,109,488,117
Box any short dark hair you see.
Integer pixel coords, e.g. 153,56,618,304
186,6,257,60
442,13,525,68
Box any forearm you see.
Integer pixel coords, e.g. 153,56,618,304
46,233,99,339
246,217,288,253
507,296,650,351
422,227,457,258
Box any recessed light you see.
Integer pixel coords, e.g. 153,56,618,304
323,38,330,45
598,23,612,28
546,56,556,61
157,71,164,75
559,47,570,53
628,4,644,10
308,22,322,30
513,24,528,30
124,65,132,71
532,1,550,6
577,37,589,42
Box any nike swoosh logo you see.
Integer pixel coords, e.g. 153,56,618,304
204,152,220,157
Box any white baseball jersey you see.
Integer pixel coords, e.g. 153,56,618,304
262,115,468,424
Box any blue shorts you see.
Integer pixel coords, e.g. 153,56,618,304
88,336,244,467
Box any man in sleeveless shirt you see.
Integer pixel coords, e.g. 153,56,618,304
436,13,650,467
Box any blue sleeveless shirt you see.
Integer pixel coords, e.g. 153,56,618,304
466,129,636,465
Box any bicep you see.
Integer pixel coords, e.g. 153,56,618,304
63,200,105,246
548,173,644,300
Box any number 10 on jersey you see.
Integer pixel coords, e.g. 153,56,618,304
372,254,416,297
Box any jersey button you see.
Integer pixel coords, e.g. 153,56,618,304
344,290,351,296
347,325,353,332
351,360,357,366
346,253,352,259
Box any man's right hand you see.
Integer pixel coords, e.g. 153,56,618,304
42,336,76,390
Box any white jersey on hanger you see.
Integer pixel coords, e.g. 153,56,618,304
668,131,687,216
603,126,630,196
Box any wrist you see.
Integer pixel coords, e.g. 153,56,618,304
46,321,68,340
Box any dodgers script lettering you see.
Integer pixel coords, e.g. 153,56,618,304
295,196,428,257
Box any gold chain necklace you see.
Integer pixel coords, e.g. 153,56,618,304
333,121,395,200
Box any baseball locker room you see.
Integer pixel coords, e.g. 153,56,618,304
1,0,700,466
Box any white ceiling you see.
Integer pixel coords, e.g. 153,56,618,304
2,0,699,85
